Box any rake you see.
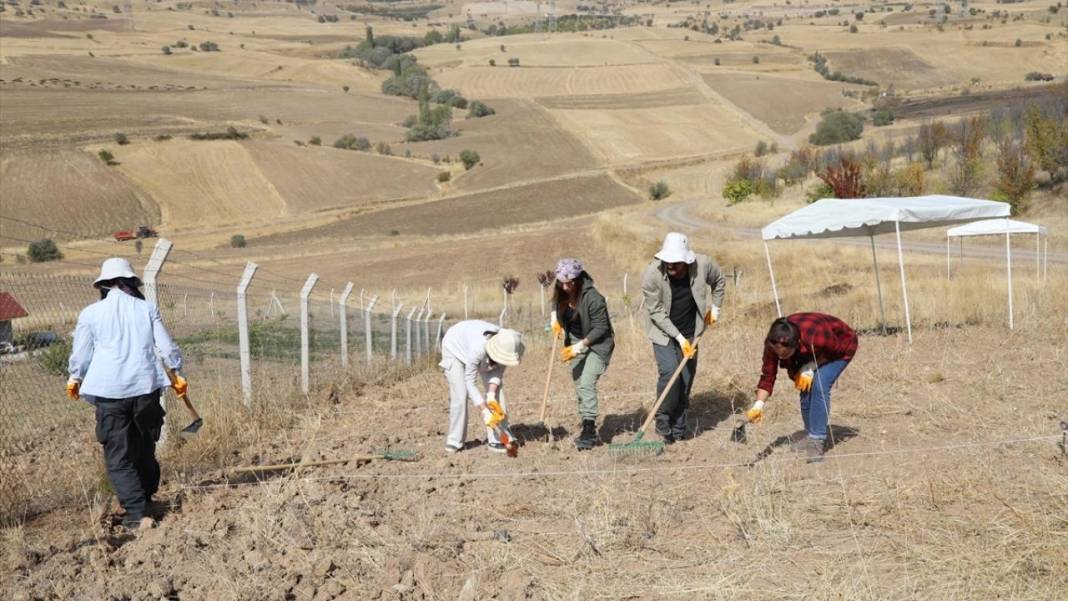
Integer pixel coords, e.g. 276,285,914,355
230,448,417,474
609,334,703,456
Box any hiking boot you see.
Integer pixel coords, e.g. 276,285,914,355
487,442,507,454
804,438,826,464
575,419,598,451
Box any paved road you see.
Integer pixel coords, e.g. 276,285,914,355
654,199,1066,265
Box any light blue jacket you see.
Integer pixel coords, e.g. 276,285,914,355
68,289,182,399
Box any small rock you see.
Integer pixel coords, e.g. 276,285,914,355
316,580,345,600
457,576,478,601
314,557,337,579
146,577,174,598
391,584,414,594
400,569,414,587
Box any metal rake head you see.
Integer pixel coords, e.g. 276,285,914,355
375,448,418,461
607,432,666,456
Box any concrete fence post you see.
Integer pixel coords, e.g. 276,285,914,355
300,273,320,395
142,238,172,444
463,284,469,319
390,302,404,361
435,313,446,351
414,307,425,358
405,306,417,365
365,295,378,366
237,262,258,407
339,282,354,367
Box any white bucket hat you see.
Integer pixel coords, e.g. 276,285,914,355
654,232,696,264
485,328,525,367
94,257,140,288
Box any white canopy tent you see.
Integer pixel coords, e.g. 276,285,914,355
945,218,1049,330
761,195,1011,343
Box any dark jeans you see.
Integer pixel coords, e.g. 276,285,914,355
652,342,697,438
94,390,165,521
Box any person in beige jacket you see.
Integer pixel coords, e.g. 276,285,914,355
640,232,726,443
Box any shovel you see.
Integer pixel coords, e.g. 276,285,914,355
162,365,203,434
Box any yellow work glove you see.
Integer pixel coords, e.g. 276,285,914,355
675,334,696,360
550,310,563,339
485,400,506,429
66,377,81,401
560,340,588,362
171,373,188,397
794,363,815,393
704,305,721,326
746,400,765,423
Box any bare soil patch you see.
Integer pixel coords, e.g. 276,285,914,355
535,87,706,110
434,63,687,99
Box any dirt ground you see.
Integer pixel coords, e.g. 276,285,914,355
4,320,1066,600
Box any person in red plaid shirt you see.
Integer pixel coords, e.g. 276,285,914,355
746,313,858,463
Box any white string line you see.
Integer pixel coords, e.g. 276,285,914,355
178,434,1060,490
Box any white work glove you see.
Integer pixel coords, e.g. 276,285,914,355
675,334,696,359
794,362,815,392
747,400,765,423
705,305,721,326
560,340,587,361
550,310,563,338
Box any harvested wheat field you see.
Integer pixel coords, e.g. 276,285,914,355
702,72,866,135
434,63,689,99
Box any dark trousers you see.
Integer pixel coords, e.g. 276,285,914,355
652,342,697,438
94,390,165,521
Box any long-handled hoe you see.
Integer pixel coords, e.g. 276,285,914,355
536,333,559,427
608,334,703,456
163,365,203,435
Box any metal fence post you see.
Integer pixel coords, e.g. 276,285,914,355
339,282,354,367
405,306,417,365
365,295,378,365
237,262,258,406
300,274,319,395
390,302,404,361
142,238,173,308
435,313,446,351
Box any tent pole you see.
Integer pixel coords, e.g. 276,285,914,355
763,240,782,317
870,235,887,335
1006,232,1014,330
945,235,950,280
1035,233,1040,285
894,220,912,344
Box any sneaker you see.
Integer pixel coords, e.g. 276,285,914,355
445,443,463,454
805,438,826,464
487,442,507,454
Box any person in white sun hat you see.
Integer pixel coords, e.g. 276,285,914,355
439,320,525,454
640,232,725,444
67,257,184,530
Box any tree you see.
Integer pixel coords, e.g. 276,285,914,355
817,155,866,198
460,150,480,170
994,139,1036,212
809,110,864,145
309,136,321,146
97,149,116,165
1023,104,1068,182
649,180,671,200
948,115,986,196
917,121,949,168
230,234,247,248
115,133,129,145
754,140,769,157
28,239,63,263
872,109,894,126
162,45,172,55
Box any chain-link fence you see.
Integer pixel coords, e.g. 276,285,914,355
0,236,670,524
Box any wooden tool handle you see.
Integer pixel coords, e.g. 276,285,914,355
538,334,559,423
637,334,702,435
231,455,377,474
162,364,200,420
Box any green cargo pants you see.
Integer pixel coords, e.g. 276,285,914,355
571,351,608,420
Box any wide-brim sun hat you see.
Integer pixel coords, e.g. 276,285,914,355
94,257,141,288
485,328,524,367
654,232,696,264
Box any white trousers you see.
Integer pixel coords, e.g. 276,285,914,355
441,355,507,448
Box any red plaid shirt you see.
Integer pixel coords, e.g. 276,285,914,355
758,312,858,394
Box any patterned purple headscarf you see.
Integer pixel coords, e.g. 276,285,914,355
555,258,583,283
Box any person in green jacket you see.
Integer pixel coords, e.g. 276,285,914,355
551,258,614,450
